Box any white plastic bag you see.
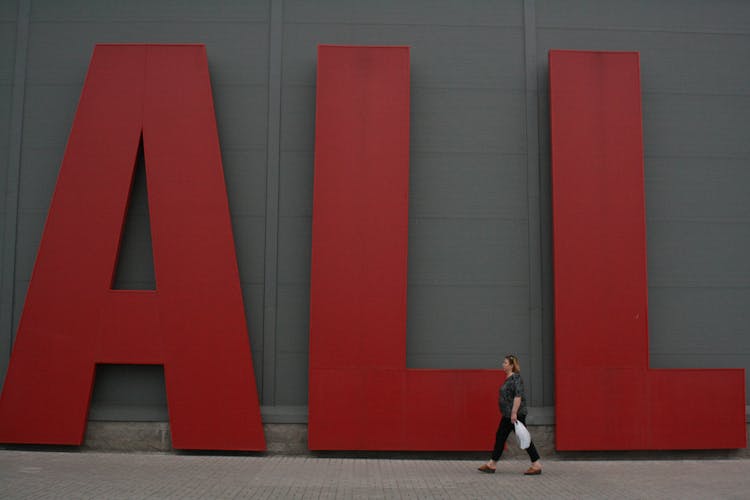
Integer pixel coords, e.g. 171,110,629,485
514,420,531,449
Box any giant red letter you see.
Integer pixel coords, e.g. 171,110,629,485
309,46,501,450
0,45,265,451
550,50,745,450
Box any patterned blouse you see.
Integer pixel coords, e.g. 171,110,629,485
499,372,527,418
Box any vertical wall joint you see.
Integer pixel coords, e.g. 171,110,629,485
262,0,284,407
522,0,544,406
0,0,32,388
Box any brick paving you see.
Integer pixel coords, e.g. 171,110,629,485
1,451,749,499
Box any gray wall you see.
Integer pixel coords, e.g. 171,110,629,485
534,0,750,401
0,0,19,396
0,0,748,423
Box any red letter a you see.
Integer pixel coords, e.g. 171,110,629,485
0,45,265,451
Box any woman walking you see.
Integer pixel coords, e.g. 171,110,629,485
478,354,543,475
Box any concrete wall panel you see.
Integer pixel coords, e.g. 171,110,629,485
1,0,748,422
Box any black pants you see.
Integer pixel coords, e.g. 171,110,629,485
491,415,540,462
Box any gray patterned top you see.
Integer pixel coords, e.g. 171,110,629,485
499,373,527,418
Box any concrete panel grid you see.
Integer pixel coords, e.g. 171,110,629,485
536,0,750,401
5,0,272,414
278,0,531,410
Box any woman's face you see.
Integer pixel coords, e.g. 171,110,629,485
502,358,511,373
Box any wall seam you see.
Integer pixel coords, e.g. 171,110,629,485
522,0,544,406
261,0,283,407
0,0,31,389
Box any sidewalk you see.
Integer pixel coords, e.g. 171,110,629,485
1,450,749,499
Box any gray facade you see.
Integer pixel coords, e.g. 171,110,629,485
1,0,749,426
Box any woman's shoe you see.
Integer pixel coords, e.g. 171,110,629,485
478,464,496,473
523,466,542,475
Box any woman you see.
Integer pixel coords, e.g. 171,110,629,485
478,354,543,475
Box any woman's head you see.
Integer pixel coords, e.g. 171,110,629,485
503,354,521,374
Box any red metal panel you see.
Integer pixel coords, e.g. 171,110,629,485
0,45,265,451
309,45,501,450
550,50,745,450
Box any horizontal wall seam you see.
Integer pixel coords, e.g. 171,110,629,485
29,19,271,24
282,21,523,28
85,406,750,425
537,25,750,36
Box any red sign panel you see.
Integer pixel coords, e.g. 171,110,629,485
0,45,745,452
0,45,265,451
549,50,745,450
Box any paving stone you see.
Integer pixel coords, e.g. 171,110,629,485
2,451,749,499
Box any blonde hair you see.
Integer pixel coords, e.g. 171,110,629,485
505,354,521,373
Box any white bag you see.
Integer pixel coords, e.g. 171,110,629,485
514,421,531,450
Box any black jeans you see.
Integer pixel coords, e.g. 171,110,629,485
491,414,540,462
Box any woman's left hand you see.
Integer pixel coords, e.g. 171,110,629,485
511,413,518,424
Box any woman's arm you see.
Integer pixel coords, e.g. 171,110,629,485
511,396,521,423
